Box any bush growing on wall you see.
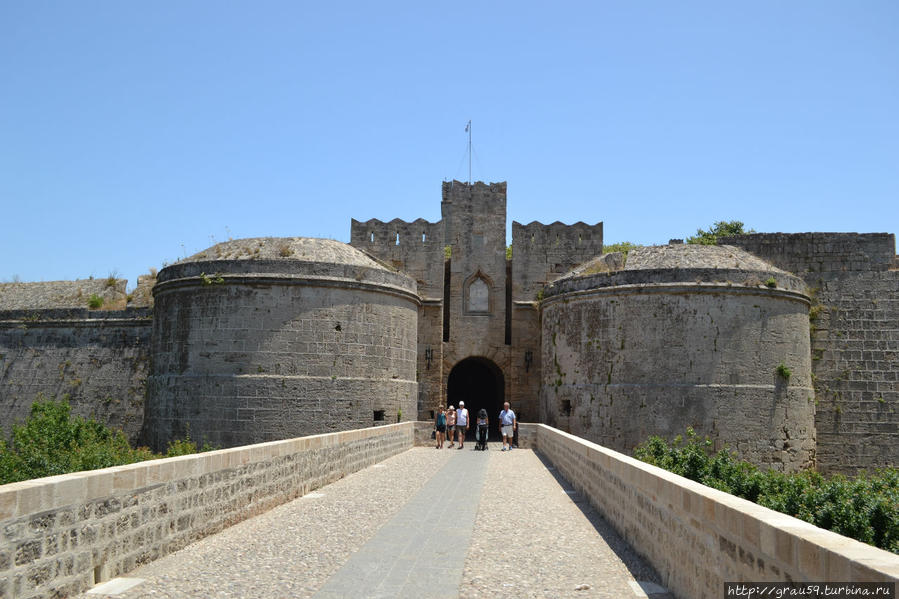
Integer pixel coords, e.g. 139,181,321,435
634,428,899,554
0,398,214,485
686,220,754,245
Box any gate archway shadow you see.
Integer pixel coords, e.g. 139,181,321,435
447,357,504,442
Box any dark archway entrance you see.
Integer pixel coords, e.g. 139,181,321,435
447,357,504,442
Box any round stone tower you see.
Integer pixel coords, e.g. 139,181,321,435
540,244,815,471
143,237,419,450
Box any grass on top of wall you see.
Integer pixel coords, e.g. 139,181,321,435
0,398,215,486
634,428,899,554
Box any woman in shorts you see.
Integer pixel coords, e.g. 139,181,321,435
446,405,457,448
434,405,447,449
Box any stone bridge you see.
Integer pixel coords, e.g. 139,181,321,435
1,424,896,599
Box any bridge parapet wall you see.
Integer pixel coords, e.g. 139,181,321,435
532,424,898,599
0,423,413,598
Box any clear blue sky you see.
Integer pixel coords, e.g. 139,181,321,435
2,2,897,288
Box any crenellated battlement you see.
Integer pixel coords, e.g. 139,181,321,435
350,217,443,248
511,219,604,300
441,179,507,201
350,217,445,299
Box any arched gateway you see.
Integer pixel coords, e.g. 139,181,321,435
446,357,504,441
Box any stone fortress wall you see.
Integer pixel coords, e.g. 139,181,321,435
0,279,155,444
351,182,604,427
439,182,513,416
350,217,445,299
510,220,604,421
511,219,604,300
142,238,419,451
0,184,896,475
349,217,447,420
724,233,899,474
539,245,816,471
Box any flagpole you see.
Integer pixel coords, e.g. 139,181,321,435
466,120,472,185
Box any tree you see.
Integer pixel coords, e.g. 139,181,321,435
686,221,754,245
602,241,640,257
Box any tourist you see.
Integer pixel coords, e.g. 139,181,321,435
446,405,457,447
455,401,469,449
434,405,447,449
499,402,516,451
475,408,489,450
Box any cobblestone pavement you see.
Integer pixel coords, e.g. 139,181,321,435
78,446,671,599
460,448,671,599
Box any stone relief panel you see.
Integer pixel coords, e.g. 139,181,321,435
463,271,492,314
469,277,489,312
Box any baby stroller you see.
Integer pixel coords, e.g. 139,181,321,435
475,409,489,451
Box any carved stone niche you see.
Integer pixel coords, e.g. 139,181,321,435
464,270,493,315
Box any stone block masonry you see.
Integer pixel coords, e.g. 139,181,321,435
511,219,603,301
350,217,445,299
726,233,899,474
540,258,815,472
532,424,899,599
0,308,152,445
143,241,420,451
0,422,413,599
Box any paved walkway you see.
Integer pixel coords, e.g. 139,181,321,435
79,445,672,599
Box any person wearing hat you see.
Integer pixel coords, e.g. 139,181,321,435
446,404,457,448
499,401,517,451
455,401,470,449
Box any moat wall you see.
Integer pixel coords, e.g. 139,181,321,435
0,309,151,444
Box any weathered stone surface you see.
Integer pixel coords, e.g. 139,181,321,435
0,280,128,311
0,423,412,599
0,309,151,443
625,243,788,272
0,184,896,478
534,424,899,599
352,182,560,426
143,239,419,451
726,233,899,474
541,261,815,471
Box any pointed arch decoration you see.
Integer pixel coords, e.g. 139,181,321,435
463,269,493,315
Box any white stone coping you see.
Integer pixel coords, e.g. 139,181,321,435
532,424,899,582
0,422,414,521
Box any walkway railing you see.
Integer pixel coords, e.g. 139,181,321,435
531,424,898,598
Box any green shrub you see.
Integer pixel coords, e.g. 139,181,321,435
199,272,225,285
0,398,215,485
776,363,792,379
0,398,154,484
634,429,899,554
164,425,216,456
602,241,640,259
765,277,777,288
686,220,754,245
87,294,103,309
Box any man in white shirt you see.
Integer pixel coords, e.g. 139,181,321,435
455,401,469,449
499,402,517,451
